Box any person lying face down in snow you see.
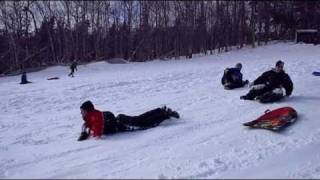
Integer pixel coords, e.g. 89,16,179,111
221,63,249,90
78,101,180,141
240,60,293,103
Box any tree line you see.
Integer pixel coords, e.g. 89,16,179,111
0,1,319,74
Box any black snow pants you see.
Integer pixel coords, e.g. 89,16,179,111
103,108,170,134
68,68,75,77
244,86,284,103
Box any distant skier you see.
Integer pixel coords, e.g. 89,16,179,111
77,101,180,141
68,60,78,77
240,60,293,103
20,72,32,84
221,63,249,89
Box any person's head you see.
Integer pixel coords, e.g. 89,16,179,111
80,101,95,117
235,63,242,70
275,60,284,73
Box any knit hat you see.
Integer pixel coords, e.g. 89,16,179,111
235,63,242,69
80,101,94,111
276,60,284,67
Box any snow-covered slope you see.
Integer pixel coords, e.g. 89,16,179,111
1,42,320,178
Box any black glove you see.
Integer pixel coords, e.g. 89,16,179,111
77,131,89,141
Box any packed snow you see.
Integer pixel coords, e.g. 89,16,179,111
1,42,320,179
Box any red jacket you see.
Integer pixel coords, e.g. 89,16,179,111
84,109,104,137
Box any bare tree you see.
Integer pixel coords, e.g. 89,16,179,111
0,1,319,74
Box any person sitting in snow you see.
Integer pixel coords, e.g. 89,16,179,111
240,60,293,103
78,101,180,141
20,72,32,84
221,63,249,90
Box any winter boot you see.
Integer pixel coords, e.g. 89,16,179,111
166,108,180,119
240,95,248,100
243,80,249,86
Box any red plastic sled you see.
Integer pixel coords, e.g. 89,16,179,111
243,107,298,131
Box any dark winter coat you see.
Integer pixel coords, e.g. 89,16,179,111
102,111,120,134
20,72,31,84
221,67,243,85
70,62,77,71
253,69,293,96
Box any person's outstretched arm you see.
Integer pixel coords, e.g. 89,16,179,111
253,71,270,85
78,123,89,141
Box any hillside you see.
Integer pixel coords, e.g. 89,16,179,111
1,42,320,178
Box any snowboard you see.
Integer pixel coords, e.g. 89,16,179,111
312,71,320,76
243,107,298,131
